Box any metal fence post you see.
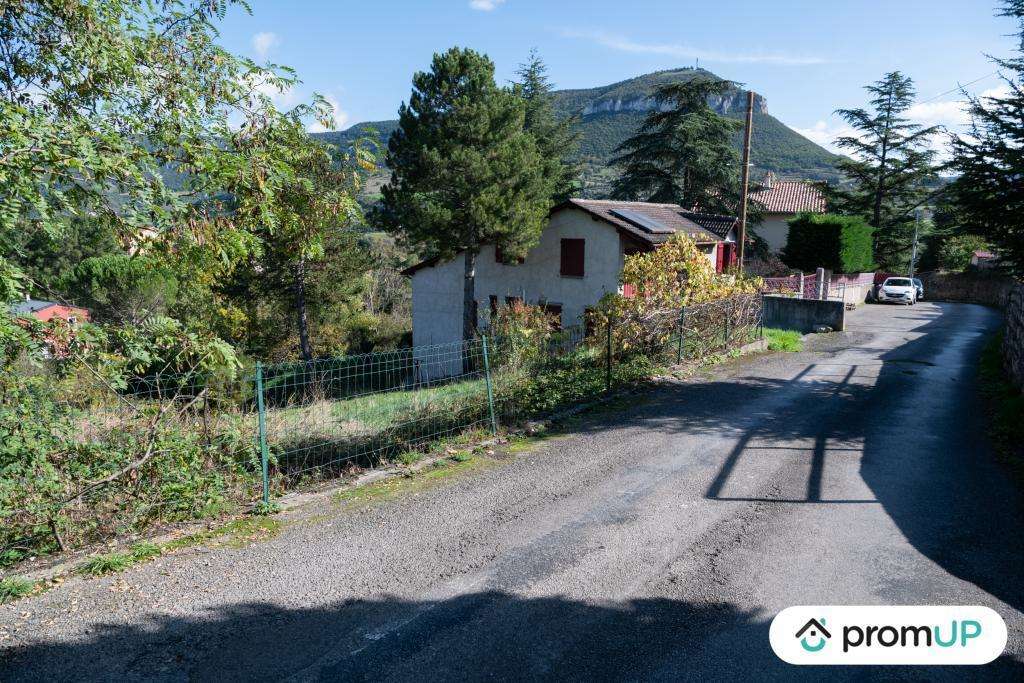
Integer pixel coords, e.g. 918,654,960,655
676,306,686,364
724,299,732,348
759,293,765,340
255,362,270,506
481,335,498,437
605,318,613,393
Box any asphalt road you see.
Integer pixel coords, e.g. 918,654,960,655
2,301,1022,681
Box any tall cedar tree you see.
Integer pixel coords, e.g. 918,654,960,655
515,50,581,202
380,48,552,341
947,1,1024,272
829,72,939,270
610,78,742,214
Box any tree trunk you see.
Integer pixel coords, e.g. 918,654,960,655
294,256,313,364
872,90,895,230
462,250,477,342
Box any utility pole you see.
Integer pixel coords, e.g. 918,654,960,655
737,90,755,273
908,208,921,278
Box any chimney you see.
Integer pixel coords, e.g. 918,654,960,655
763,171,777,190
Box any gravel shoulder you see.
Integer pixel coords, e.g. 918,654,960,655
2,302,1022,681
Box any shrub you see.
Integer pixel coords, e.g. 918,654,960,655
764,328,804,352
592,233,761,357
939,234,989,272
0,576,35,603
781,213,875,274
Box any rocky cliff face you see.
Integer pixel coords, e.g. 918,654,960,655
580,91,768,117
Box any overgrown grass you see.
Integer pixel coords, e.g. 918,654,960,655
0,576,36,603
764,328,804,352
267,379,487,437
76,540,163,576
978,332,1024,488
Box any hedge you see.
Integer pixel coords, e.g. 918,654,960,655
780,213,876,274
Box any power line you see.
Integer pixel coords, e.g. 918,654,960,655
915,72,1000,105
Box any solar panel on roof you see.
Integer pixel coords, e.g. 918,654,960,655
609,208,675,234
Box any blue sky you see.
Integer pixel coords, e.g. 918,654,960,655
216,1,1018,152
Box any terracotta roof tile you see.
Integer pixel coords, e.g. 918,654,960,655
749,180,826,214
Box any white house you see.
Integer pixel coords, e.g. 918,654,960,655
748,173,827,253
403,199,737,358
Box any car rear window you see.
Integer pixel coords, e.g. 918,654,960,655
885,278,912,286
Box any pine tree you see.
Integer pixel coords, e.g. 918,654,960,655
947,1,1024,272
828,72,939,270
514,50,580,202
380,47,553,341
610,78,742,214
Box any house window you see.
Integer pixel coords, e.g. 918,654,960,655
560,238,585,277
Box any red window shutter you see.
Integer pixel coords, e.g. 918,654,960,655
715,244,724,273
560,239,585,277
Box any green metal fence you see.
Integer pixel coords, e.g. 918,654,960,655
250,293,765,502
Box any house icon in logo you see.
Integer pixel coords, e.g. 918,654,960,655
795,618,831,652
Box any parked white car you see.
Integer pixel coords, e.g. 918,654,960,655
875,277,917,305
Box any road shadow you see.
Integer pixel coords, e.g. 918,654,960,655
1,593,774,681
5,590,1022,682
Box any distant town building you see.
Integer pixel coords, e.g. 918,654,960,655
11,298,91,325
971,249,999,270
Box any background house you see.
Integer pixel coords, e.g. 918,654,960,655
11,298,91,324
403,199,735,356
749,173,827,253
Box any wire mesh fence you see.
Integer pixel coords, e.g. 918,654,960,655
251,293,765,500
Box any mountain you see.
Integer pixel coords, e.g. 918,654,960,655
315,67,841,199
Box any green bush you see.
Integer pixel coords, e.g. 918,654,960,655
939,234,989,272
764,328,804,352
781,213,875,274
0,576,35,603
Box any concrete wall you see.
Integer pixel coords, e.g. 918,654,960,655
754,214,793,253
919,271,1016,308
763,295,846,333
1004,283,1024,390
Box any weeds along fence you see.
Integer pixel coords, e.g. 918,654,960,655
1,295,763,558
1,364,260,561
252,293,764,501
0,294,765,561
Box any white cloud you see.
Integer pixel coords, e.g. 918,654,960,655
558,29,825,66
251,78,296,109
906,100,971,128
794,84,1010,163
792,120,859,154
308,94,350,133
470,0,505,10
251,32,280,59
